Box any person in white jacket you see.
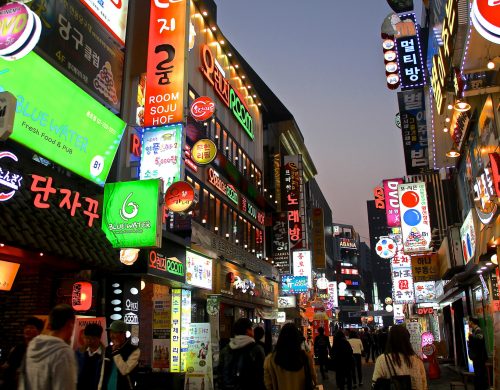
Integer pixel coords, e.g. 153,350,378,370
19,304,77,390
347,330,364,388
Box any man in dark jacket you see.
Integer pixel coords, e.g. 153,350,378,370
314,327,332,380
332,330,353,390
99,320,140,390
218,318,265,390
467,317,488,390
76,323,104,390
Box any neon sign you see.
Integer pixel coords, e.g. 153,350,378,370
207,168,238,205
200,44,254,140
0,151,22,202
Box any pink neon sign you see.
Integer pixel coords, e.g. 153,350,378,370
383,178,403,227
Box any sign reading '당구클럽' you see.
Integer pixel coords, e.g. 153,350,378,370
0,52,126,186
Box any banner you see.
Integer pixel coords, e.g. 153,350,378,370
184,323,213,390
152,285,170,371
411,254,439,282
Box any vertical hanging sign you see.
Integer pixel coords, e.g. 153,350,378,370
383,178,404,227
144,0,189,127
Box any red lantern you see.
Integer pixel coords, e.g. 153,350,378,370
72,282,92,311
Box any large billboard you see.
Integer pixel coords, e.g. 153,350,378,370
284,156,304,252
144,0,189,127
398,182,431,253
1,52,126,186
397,88,429,175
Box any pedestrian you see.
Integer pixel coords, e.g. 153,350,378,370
76,323,105,390
347,330,364,388
0,316,44,390
372,325,427,390
218,318,265,390
314,326,331,380
377,327,389,355
263,323,317,390
19,304,77,390
364,329,375,363
98,320,140,390
331,330,353,390
467,317,489,390
254,326,267,356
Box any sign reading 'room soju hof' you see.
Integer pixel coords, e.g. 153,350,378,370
102,179,162,248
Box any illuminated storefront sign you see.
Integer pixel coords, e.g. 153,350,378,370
240,195,265,225
278,295,296,308
411,254,439,281
339,238,357,250
398,182,431,253
0,151,22,202
81,0,129,45
102,179,163,248
170,288,182,372
190,96,215,122
284,156,304,251
272,212,290,273
191,138,217,165
281,275,308,294
186,250,213,290
207,168,238,205
180,289,191,371
416,306,434,315
200,44,254,140
414,281,436,303
391,250,412,268
144,0,188,127
292,250,312,288
376,236,398,259
0,260,20,291
383,178,404,227
460,209,476,264
148,247,186,283
473,161,498,225
392,267,415,304
490,153,500,197
328,281,338,308
374,186,385,209
397,89,429,174
1,52,126,185
472,0,500,44
165,180,194,213
140,125,182,192
430,0,458,114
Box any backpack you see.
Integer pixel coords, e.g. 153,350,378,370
220,344,255,390
373,355,412,390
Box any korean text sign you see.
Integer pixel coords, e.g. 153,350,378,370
398,182,431,253
186,250,213,290
139,124,182,192
1,52,126,186
101,179,162,248
81,0,129,45
383,178,403,227
30,0,124,112
392,267,415,304
281,275,308,294
395,17,426,90
272,212,290,274
292,250,312,288
144,0,189,127
284,156,304,251
411,254,439,282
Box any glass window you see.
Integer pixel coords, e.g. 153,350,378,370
209,193,216,231
232,141,237,166
251,225,256,253
215,198,221,234
223,131,228,157
215,123,221,148
222,203,229,238
202,189,209,226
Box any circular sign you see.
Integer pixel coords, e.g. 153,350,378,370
387,73,400,85
316,277,329,290
191,139,217,165
385,62,398,73
382,39,395,50
384,50,397,62
375,237,397,259
165,181,195,212
422,343,436,357
190,96,215,121
472,0,500,44
385,304,393,312
385,297,393,305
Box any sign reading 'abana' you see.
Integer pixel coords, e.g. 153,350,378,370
102,179,162,248
0,52,126,185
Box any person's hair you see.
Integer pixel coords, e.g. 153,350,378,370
49,304,75,331
233,318,252,336
317,327,324,335
84,323,103,338
469,317,480,326
385,325,415,368
349,330,359,339
25,316,45,332
274,323,305,371
254,326,265,341
335,330,346,340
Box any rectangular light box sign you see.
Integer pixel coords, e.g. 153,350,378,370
102,179,162,248
292,250,312,288
186,250,213,290
281,275,308,294
0,52,126,185
140,124,183,192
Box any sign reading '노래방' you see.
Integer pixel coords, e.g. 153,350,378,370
0,52,126,186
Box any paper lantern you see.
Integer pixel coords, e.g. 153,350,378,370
72,282,92,311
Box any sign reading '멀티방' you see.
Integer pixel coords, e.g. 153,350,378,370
0,52,126,186
102,179,162,248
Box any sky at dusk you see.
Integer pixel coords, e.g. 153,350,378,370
216,1,411,244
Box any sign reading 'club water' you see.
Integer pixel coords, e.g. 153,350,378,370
0,52,126,185
102,179,162,248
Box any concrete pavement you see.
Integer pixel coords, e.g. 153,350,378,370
314,361,464,390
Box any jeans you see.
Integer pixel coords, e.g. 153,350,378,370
352,354,362,385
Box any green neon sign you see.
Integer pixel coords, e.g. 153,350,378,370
102,179,162,248
230,88,254,140
0,52,126,185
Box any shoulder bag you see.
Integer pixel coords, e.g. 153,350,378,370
373,354,412,390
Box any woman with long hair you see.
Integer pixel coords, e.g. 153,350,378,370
263,323,317,390
331,330,353,390
372,325,427,390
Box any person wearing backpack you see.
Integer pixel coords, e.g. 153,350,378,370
218,318,265,390
313,327,331,380
372,325,427,390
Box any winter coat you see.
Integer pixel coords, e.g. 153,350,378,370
467,326,488,363
263,351,317,390
19,335,77,390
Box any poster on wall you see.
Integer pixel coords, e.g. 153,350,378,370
0,52,126,186
29,0,124,112
184,323,213,390
140,125,183,192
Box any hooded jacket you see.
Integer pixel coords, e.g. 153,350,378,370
19,335,77,390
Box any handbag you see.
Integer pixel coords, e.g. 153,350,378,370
373,354,412,390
